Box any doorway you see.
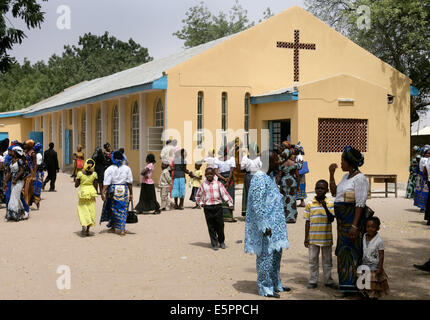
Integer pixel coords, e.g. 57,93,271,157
269,120,291,149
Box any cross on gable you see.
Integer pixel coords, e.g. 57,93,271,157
277,30,316,82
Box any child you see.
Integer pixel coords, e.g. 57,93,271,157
172,149,189,210
196,167,234,251
75,159,98,236
189,161,203,209
360,216,390,299
135,154,161,215
159,161,172,211
304,180,336,289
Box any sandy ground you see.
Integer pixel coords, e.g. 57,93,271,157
0,172,429,300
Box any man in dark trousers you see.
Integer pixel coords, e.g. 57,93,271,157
43,142,60,192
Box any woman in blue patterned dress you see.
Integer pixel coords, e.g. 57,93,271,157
100,151,133,236
245,150,290,298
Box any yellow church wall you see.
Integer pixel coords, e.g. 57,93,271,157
166,6,410,99
0,116,32,142
296,74,410,189
166,72,253,165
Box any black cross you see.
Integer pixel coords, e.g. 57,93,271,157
277,30,316,82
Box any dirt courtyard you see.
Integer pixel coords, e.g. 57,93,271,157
0,173,429,300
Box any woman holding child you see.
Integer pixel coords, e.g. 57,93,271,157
329,145,369,296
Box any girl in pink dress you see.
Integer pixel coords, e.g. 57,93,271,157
135,154,161,215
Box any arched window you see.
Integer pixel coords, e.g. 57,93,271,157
197,92,204,148
112,105,119,150
81,110,86,148
155,98,164,127
244,93,250,148
132,102,139,150
221,92,228,146
96,108,102,148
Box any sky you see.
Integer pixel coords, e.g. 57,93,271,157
7,0,305,64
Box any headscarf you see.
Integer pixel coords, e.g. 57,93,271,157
83,159,95,172
34,143,42,153
25,139,35,148
295,141,305,155
342,145,364,169
12,146,24,157
111,151,124,167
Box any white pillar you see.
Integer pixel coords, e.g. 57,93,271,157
119,97,126,149
86,105,92,154
61,110,67,168
42,115,49,150
51,113,58,148
101,101,108,147
72,109,78,153
139,93,147,174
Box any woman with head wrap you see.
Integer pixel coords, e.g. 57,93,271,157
75,159,98,236
245,150,290,298
32,143,44,209
414,147,430,212
214,146,237,222
240,142,262,217
93,147,105,194
328,146,369,297
277,147,302,224
3,146,30,221
100,151,133,236
23,139,37,206
294,142,307,207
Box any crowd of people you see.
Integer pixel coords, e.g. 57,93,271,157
407,145,430,273
4,135,420,300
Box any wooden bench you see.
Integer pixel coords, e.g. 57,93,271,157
365,174,397,199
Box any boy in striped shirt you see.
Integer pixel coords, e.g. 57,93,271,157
196,167,234,251
304,180,337,289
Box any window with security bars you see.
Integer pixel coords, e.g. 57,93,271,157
96,109,102,148
148,127,163,151
244,93,250,148
155,99,164,127
197,92,204,149
131,102,139,150
59,114,62,148
318,118,368,153
81,111,86,148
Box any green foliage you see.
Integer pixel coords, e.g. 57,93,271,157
173,1,273,48
0,0,47,73
0,32,152,112
305,0,430,121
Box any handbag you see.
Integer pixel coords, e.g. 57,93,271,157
126,200,139,224
298,161,309,175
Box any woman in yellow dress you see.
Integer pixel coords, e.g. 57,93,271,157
75,159,98,236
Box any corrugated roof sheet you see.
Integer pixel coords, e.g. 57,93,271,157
16,34,236,117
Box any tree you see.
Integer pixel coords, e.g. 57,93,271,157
305,0,430,122
0,0,47,73
173,1,273,48
0,32,152,112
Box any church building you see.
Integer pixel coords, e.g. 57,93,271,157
0,6,413,188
